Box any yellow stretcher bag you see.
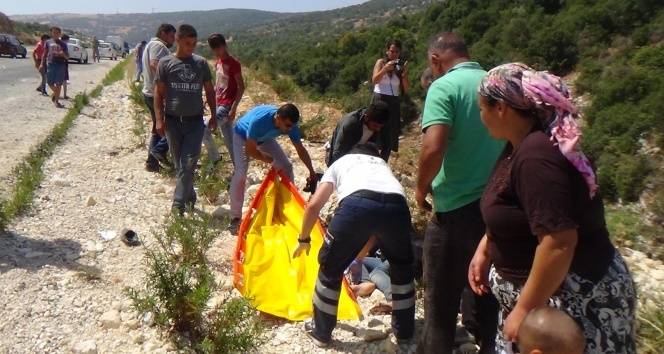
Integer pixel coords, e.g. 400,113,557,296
233,168,361,321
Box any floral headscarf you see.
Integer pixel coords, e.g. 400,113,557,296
478,63,597,198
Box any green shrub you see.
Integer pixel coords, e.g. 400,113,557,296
271,78,298,100
615,155,650,202
637,303,664,354
126,213,265,352
299,114,328,142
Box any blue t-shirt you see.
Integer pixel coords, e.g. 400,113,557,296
234,105,302,143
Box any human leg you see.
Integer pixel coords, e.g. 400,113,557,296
143,94,169,169
202,118,221,164
229,132,249,220
217,105,236,166
165,118,205,213
257,138,294,182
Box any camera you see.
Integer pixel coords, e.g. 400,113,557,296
394,59,405,75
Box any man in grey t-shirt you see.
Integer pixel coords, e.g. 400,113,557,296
142,23,176,172
154,24,216,215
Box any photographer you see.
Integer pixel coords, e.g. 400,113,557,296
371,39,409,161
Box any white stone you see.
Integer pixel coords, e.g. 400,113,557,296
651,269,664,281
132,333,144,344
72,340,97,354
51,176,71,187
85,196,96,206
211,206,231,219
99,310,121,329
377,337,397,354
125,319,139,330
154,185,166,194
357,327,388,341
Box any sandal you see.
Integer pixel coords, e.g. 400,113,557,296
51,94,55,102
55,103,65,109
63,95,71,100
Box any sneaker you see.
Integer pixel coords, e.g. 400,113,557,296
228,217,241,235
303,319,329,348
150,151,174,170
120,229,140,246
145,163,161,172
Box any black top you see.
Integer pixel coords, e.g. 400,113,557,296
480,128,615,285
325,107,378,167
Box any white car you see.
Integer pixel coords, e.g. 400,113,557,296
67,38,89,64
98,42,118,60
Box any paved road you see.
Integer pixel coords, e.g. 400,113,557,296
0,46,122,198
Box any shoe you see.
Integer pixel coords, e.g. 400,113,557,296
396,336,413,345
228,217,241,235
120,229,140,246
63,95,71,100
150,151,174,170
35,87,42,92
145,163,161,172
303,319,329,348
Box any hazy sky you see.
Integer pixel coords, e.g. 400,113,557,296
4,0,371,16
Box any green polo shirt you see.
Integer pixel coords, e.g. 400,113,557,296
422,62,505,212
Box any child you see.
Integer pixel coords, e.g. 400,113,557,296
518,306,586,354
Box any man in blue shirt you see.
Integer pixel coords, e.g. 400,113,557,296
229,104,318,234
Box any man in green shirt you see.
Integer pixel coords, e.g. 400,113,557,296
415,32,504,354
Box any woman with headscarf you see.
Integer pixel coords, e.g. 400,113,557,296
370,39,409,161
468,63,636,353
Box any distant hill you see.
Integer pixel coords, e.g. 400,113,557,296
10,9,294,45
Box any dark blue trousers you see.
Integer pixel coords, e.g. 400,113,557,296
312,193,415,342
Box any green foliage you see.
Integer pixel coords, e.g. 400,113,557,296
271,78,298,100
126,213,265,352
298,114,328,143
637,303,664,354
605,206,663,258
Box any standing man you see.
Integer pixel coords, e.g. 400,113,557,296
154,24,216,215
293,143,415,348
134,40,146,82
415,32,503,354
60,34,71,100
33,34,50,95
143,23,176,172
92,36,100,63
228,104,318,234
40,26,68,109
201,33,245,166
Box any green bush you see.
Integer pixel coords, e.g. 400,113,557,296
637,303,664,353
615,155,650,202
126,213,265,352
271,78,298,100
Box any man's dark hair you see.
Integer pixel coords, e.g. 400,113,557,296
41,34,51,41
365,101,390,125
277,103,300,124
207,33,227,49
61,34,70,41
50,26,61,32
176,24,197,39
349,143,380,157
428,32,469,58
155,23,176,38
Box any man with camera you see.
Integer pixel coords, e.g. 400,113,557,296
325,101,390,166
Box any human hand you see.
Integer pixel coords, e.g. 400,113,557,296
468,245,491,295
504,305,529,343
402,61,409,76
227,108,236,121
384,60,396,72
208,116,218,132
156,119,166,138
415,187,432,212
292,242,311,258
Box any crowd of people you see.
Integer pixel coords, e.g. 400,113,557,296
96,20,634,354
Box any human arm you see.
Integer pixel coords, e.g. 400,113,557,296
244,138,274,163
203,81,217,132
154,81,167,137
330,118,359,163
293,141,318,182
355,236,376,262
372,58,395,84
503,229,578,342
415,124,451,211
468,234,492,295
293,182,334,257
39,43,47,70
60,43,69,60
228,72,245,121
400,61,410,91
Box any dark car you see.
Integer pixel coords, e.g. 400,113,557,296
0,34,27,58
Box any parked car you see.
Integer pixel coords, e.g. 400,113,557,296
98,42,118,60
66,38,89,64
0,34,27,58
105,36,127,58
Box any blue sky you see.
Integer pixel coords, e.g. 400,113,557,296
4,0,371,16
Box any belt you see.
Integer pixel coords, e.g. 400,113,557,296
350,189,405,203
165,114,202,122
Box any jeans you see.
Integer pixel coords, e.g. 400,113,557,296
164,116,205,212
360,257,392,301
312,194,415,342
416,199,499,354
37,60,47,93
229,132,294,219
202,104,235,165
134,60,143,82
143,94,169,166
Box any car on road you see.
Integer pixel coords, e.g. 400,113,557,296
66,38,89,64
98,42,118,60
0,34,27,58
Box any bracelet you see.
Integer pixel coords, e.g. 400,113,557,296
298,235,311,244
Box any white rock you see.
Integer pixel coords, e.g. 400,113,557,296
99,310,121,329
651,269,664,282
377,336,397,354
85,196,96,206
246,184,260,197
132,333,144,344
51,176,71,187
357,327,388,341
125,319,139,330
154,185,166,194
212,206,231,219
72,340,97,354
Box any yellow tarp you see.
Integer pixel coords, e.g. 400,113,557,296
233,169,361,321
